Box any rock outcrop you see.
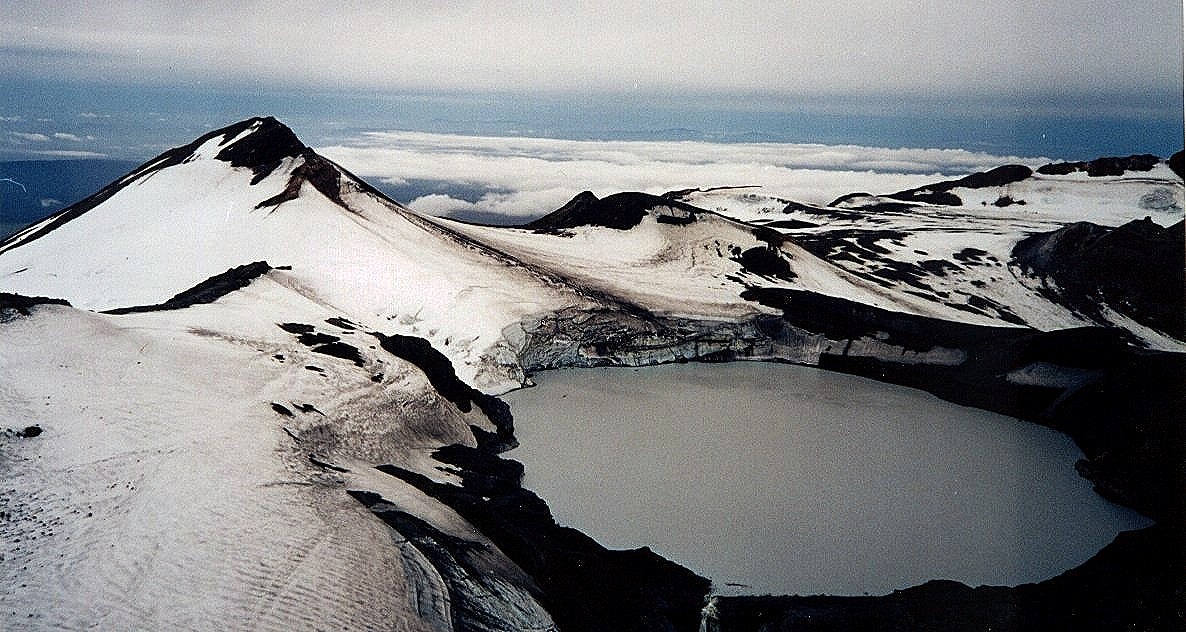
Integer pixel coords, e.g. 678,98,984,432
886,164,1033,206
525,191,702,231
1012,217,1185,339
1037,154,1162,177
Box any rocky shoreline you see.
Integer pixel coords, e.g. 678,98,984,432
417,291,1185,630
705,522,1184,631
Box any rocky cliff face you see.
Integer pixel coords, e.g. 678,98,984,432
704,523,1185,632
1012,217,1186,339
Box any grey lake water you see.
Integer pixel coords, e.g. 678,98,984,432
502,362,1151,597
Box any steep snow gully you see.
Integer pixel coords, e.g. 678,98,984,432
0,118,1183,631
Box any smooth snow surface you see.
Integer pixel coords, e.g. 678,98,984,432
504,362,1152,597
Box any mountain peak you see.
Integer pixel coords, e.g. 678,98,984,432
148,116,309,187
0,117,378,256
180,116,390,211
211,117,308,180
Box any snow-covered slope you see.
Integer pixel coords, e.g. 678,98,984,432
1,118,1182,630
431,191,1010,327
677,161,1185,349
0,285,556,630
0,117,594,390
0,118,580,629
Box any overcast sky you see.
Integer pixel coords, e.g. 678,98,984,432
1,1,1181,96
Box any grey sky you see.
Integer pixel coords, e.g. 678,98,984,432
1,1,1181,96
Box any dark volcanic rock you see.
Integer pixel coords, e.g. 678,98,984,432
349,489,541,632
325,316,359,330
1084,154,1160,176
216,117,398,213
0,292,70,315
708,524,1185,632
297,332,340,347
276,323,366,367
292,402,323,415
656,212,697,226
954,164,1034,189
741,286,1018,352
780,201,823,214
952,247,992,263
1060,350,1186,517
278,322,316,334
527,190,643,230
254,151,353,210
1036,161,1080,176
789,231,1031,324
751,225,789,247
311,341,365,367
372,332,515,451
735,246,793,278
1037,154,1162,177
1012,218,1185,339
213,117,306,183
885,165,1033,206
760,219,819,229
917,258,961,274
896,189,964,205
526,191,703,232
368,449,712,632
1169,150,1184,178
828,192,873,207
104,261,273,315
431,443,525,496
530,191,603,228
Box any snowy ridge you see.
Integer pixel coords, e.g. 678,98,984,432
432,198,1011,327
678,163,1185,349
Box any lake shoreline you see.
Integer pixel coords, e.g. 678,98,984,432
504,361,1150,597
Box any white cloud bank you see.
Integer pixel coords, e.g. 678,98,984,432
9,132,50,142
30,149,108,158
320,131,1045,219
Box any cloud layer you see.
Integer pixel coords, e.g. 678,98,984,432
320,131,1044,219
1,1,1180,96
